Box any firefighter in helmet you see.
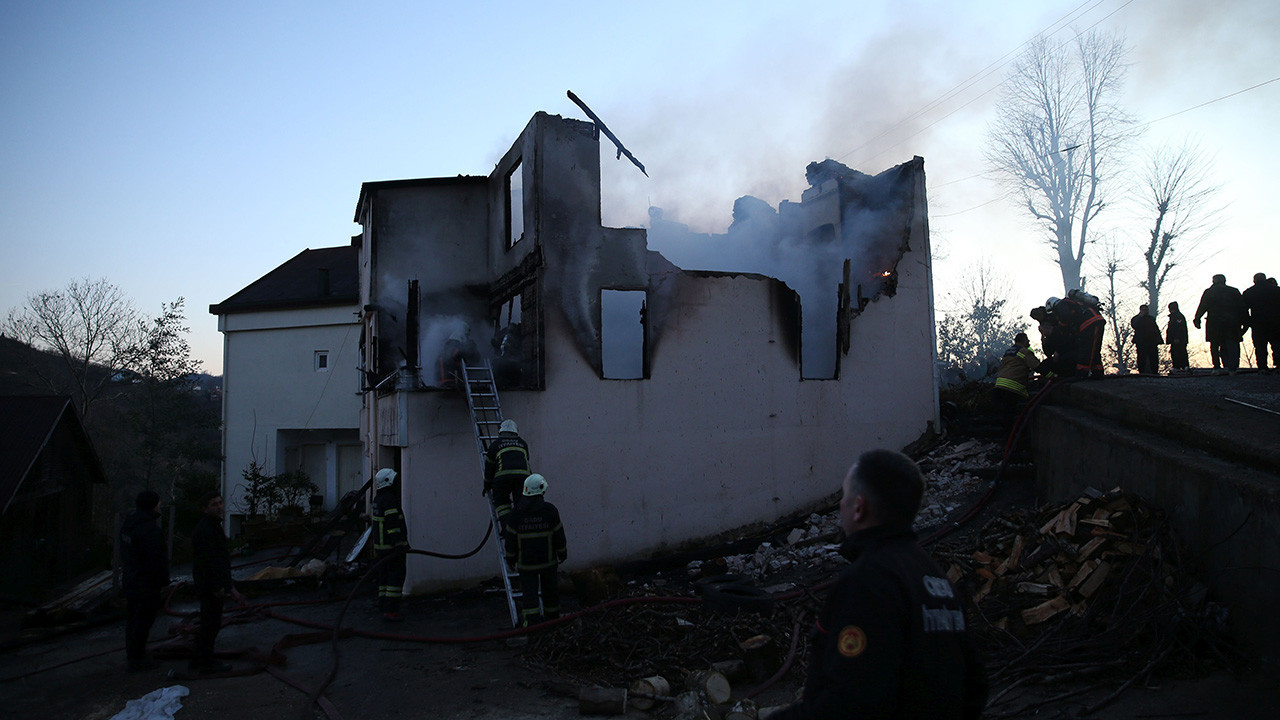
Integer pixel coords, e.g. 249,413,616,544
501,474,568,627
371,468,409,621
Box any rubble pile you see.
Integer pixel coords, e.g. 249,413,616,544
698,439,1003,582
937,488,1233,716
524,600,806,695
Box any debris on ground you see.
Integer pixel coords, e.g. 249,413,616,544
936,487,1235,718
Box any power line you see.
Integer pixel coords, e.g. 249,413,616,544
1138,76,1280,129
835,0,1119,167
926,73,1274,192
932,193,1009,218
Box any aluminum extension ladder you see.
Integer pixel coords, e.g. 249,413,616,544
460,360,522,626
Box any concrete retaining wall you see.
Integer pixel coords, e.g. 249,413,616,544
1031,404,1280,660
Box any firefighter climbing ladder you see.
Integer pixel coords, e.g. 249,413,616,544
460,360,522,626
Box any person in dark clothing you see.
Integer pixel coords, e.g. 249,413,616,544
484,418,531,520
1194,274,1248,374
1051,294,1106,378
1165,301,1190,373
371,468,409,621
501,474,567,628
1030,306,1070,377
436,324,480,389
1130,304,1163,375
1242,273,1280,372
771,450,987,720
120,490,170,672
190,491,244,674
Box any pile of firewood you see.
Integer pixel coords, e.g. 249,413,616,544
937,488,1234,717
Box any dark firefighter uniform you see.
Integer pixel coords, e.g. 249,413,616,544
771,526,987,720
1054,297,1106,377
372,486,409,616
501,495,567,627
485,433,531,518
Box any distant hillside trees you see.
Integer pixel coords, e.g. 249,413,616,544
936,261,1025,385
3,279,219,547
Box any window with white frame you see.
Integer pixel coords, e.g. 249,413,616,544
314,350,329,372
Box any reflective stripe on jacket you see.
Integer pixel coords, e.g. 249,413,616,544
994,345,1039,398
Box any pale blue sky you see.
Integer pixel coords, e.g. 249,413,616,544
2,0,1277,373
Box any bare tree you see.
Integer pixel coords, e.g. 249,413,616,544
1138,140,1222,312
4,277,144,421
1093,234,1136,374
987,30,1133,293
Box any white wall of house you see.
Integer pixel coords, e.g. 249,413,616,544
219,305,361,515
389,236,937,592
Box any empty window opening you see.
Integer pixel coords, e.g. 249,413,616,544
314,350,329,372
506,160,524,248
602,290,646,379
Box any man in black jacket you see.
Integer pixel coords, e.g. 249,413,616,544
1194,274,1247,374
771,450,987,720
120,489,169,671
1131,305,1163,375
1242,273,1280,372
190,491,244,674
501,474,567,627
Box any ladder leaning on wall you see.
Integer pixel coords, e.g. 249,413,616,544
460,360,522,627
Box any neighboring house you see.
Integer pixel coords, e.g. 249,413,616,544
351,111,940,592
210,246,362,526
0,396,106,604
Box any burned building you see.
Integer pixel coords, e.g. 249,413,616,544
351,112,939,591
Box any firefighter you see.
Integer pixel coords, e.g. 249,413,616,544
1050,293,1106,378
989,332,1040,426
1030,306,1069,378
484,419,531,520
371,468,408,622
501,474,567,627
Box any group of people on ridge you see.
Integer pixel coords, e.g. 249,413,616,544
994,273,1279,406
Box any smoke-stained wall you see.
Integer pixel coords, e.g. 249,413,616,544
354,112,938,592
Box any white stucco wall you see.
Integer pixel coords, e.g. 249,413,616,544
390,236,936,592
219,305,361,513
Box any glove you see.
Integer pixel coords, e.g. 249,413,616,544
1193,319,1201,330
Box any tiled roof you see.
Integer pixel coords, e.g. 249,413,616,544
209,245,358,315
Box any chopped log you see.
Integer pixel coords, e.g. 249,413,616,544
947,564,963,584
711,659,745,681
740,634,776,683
692,669,733,705
1068,560,1099,591
1077,561,1111,599
629,676,671,710
973,576,994,604
1077,536,1108,561
972,551,995,564
578,686,627,715
674,691,706,718
1016,582,1054,596
1021,595,1070,625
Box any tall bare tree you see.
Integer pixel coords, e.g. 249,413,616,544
1093,234,1136,373
4,277,144,421
1138,140,1222,312
987,30,1132,293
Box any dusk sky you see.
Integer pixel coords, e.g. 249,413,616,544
2,0,1276,374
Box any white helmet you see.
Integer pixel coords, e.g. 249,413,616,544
499,419,518,434
1045,296,1061,309
375,468,397,489
522,473,547,496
